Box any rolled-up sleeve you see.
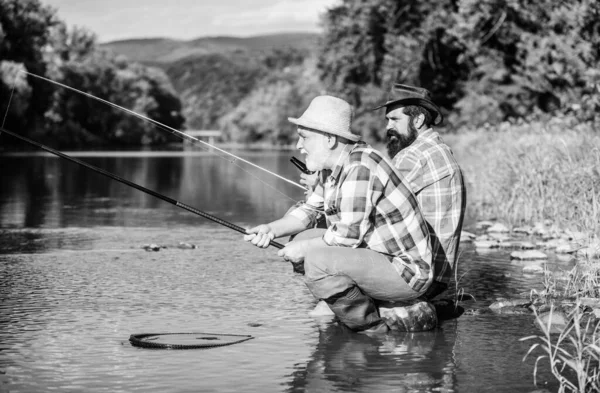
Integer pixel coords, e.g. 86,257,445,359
288,186,325,228
323,164,373,247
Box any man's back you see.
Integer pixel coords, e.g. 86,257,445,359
392,128,467,289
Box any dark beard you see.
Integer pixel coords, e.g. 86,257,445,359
386,123,419,158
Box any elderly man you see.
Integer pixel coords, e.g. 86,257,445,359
244,95,432,333
373,84,467,299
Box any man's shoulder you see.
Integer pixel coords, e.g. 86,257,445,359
348,144,397,175
401,130,460,168
349,143,387,164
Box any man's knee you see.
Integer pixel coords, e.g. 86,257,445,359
303,248,322,280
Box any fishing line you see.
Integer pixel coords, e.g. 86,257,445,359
1,72,17,130
0,126,286,249
18,70,307,202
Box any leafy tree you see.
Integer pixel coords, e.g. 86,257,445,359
450,0,600,125
0,0,58,131
317,0,467,137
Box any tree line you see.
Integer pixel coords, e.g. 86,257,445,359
317,0,600,139
0,0,184,147
1,0,598,148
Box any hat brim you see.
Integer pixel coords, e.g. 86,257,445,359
287,117,361,142
372,97,444,125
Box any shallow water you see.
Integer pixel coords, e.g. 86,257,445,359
0,151,568,392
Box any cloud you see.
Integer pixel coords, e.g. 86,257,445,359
212,0,339,29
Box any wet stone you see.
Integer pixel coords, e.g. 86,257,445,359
177,242,197,249
460,231,477,241
378,298,438,332
536,310,569,334
555,243,580,254
510,241,536,250
522,264,545,274
489,233,511,242
142,244,166,252
474,240,500,249
475,220,495,230
510,250,548,260
513,226,533,235
489,298,532,311
486,223,510,233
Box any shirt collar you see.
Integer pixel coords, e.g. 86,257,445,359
327,142,363,183
420,127,434,136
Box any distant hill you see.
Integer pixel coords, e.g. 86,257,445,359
100,32,318,64
100,32,320,133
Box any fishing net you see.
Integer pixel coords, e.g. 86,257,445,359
129,332,254,349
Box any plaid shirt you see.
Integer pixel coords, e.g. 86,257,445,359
289,143,433,292
392,128,467,285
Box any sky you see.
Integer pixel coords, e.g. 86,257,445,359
41,0,340,43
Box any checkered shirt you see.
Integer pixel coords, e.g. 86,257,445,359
392,128,467,285
289,143,433,292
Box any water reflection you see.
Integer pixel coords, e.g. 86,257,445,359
287,320,458,392
0,152,305,229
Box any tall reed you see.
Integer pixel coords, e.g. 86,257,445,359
521,302,600,392
447,116,600,235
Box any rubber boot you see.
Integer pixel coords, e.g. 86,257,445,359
324,286,384,332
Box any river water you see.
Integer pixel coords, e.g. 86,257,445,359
0,149,567,392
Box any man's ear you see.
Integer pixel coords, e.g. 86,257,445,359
414,113,425,129
327,135,337,148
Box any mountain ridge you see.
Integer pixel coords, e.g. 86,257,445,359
100,32,319,64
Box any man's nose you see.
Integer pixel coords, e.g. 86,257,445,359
296,138,302,150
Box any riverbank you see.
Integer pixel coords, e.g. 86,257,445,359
446,115,600,392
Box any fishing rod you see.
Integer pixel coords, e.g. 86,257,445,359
19,70,307,192
0,126,285,250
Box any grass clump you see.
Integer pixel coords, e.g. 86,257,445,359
521,302,600,392
539,261,600,300
448,116,600,235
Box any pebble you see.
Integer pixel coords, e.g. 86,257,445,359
177,242,197,249
142,244,165,252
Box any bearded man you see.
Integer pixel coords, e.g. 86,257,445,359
374,84,467,299
244,95,433,333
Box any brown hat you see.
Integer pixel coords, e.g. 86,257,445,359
373,83,443,125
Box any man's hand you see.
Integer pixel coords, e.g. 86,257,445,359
300,172,318,196
277,240,308,263
244,224,275,248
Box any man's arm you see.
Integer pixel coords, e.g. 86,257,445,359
244,214,308,248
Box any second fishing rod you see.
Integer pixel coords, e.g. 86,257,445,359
0,126,286,250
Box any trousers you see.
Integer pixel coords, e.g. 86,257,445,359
295,229,422,331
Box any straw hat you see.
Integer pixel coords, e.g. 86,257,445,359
288,95,361,142
373,83,443,125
